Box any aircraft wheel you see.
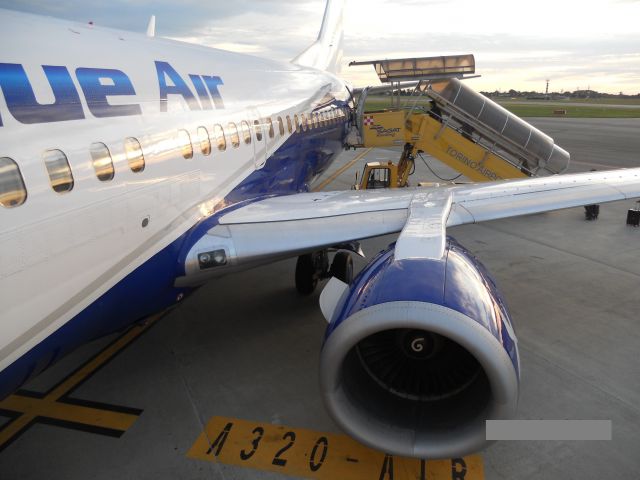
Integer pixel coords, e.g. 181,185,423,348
330,251,353,285
295,252,323,295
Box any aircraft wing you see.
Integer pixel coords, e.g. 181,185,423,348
177,168,640,285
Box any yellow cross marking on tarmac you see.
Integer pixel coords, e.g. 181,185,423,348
0,394,138,436
0,312,164,452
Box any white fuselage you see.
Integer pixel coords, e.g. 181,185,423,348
0,9,350,395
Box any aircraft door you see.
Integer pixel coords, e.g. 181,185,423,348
248,107,268,170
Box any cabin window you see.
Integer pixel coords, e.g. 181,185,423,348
214,124,226,151
44,149,74,193
125,137,145,173
0,157,27,208
253,120,263,141
197,126,211,156
90,142,114,181
178,129,193,159
240,121,251,145
294,114,300,132
286,115,292,133
277,116,285,136
228,122,240,148
300,113,307,132
267,118,274,138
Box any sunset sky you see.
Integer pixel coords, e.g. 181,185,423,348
2,0,639,94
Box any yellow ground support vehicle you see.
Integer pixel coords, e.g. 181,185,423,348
355,143,416,190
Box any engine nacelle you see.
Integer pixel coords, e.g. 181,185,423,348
319,238,520,459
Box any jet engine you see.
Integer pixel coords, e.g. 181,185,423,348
319,238,520,459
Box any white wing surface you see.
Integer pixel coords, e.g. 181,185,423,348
215,168,640,263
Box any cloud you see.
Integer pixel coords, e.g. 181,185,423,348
0,0,315,36
1,0,638,93
341,29,640,92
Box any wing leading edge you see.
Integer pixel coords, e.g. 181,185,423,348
221,166,640,248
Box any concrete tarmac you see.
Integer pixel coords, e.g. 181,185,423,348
1,118,639,479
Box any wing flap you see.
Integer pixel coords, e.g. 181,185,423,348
222,209,407,261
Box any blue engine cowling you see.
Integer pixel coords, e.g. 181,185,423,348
319,237,520,459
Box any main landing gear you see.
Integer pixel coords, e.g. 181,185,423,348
295,250,354,295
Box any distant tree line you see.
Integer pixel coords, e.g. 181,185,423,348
382,88,640,99
480,89,640,99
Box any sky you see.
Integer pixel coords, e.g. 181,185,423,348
1,0,639,94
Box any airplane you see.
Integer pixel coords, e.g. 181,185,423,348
1,0,640,460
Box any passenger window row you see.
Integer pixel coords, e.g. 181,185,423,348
0,106,349,208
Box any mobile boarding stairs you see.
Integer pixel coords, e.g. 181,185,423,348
346,55,570,183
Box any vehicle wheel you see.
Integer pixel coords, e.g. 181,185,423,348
295,254,318,295
330,251,353,285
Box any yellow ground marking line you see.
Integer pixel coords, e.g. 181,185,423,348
47,314,162,400
188,416,484,480
0,395,138,432
0,414,36,448
0,312,164,450
313,148,372,191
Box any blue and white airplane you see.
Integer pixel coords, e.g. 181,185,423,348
1,0,639,459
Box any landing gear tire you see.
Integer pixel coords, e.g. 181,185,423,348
584,204,600,220
330,251,353,285
295,251,328,295
295,254,317,295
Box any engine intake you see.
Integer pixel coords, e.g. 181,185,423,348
356,328,484,401
319,240,519,459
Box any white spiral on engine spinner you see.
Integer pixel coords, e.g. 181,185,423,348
410,337,425,352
